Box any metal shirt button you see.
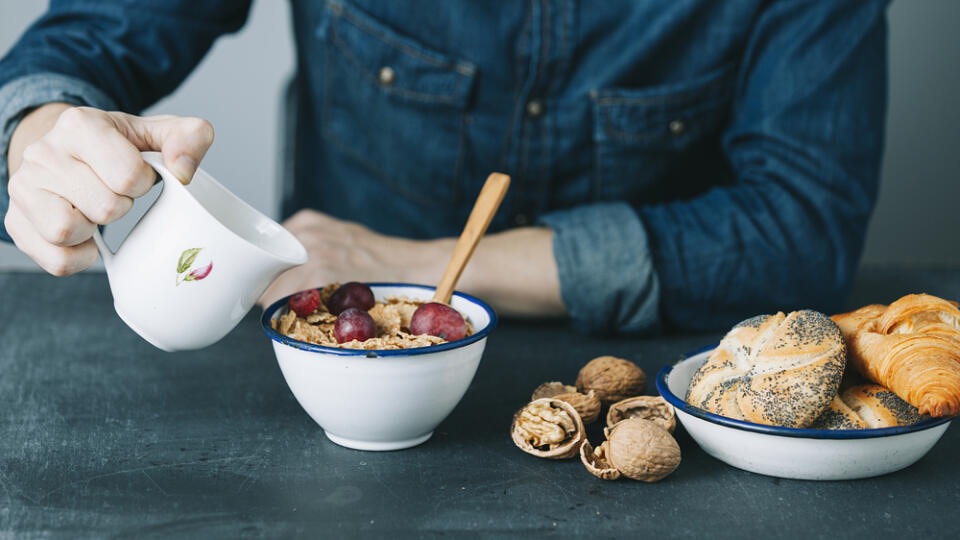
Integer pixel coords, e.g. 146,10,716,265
512,213,530,226
378,66,396,86
526,100,544,117
669,119,686,136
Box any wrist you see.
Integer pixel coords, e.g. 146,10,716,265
8,102,73,174
410,236,457,287
469,226,566,316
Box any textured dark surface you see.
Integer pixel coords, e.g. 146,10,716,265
1,267,959,539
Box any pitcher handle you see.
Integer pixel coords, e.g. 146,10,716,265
90,151,180,273
92,226,114,271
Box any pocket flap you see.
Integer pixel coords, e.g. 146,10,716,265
593,64,735,149
325,1,475,106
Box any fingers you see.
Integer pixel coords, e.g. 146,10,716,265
283,209,356,234
112,112,215,184
7,174,94,246
5,105,216,278
13,147,133,229
283,209,323,231
51,107,157,198
4,202,98,276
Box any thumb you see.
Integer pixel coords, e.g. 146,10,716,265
112,113,215,184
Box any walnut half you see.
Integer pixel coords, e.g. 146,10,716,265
606,395,677,433
553,391,602,425
606,418,681,482
511,398,585,460
531,382,578,400
531,382,602,425
580,440,621,481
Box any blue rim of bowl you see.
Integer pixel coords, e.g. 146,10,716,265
260,283,498,357
656,345,954,439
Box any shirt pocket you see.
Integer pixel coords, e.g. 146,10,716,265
591,63,735,202
320,1,476,206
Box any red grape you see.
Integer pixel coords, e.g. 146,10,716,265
410,302,467,341
288,288,320,317
334,308,377,343
328,282,375,315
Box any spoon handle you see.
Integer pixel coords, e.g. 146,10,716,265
433,173,510,304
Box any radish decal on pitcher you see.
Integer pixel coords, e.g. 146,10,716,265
175,247,213,286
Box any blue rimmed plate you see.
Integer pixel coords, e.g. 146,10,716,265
656,346,953,480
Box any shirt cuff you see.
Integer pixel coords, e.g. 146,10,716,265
0,73,117,242
538,202,662,334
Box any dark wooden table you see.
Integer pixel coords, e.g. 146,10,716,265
1,267,958,538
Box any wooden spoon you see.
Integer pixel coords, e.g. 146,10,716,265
432,173,510,304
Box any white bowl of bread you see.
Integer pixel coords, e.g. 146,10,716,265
656,294,959,480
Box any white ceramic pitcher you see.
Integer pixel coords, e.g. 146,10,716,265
92,152,307,352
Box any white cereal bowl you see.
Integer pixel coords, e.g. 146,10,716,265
261,283,496,451
656,346,953,480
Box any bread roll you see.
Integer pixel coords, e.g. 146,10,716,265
812,384,923,429
842,384,923,427
809,395,867,430
833,294,960,417
686,310,846,428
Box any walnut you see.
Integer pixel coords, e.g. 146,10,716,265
580,440,621,481
576,356,646,403
552,390,602,425
531,381,578,400
605,418,681,482
511,398,585,459
606,396,676,433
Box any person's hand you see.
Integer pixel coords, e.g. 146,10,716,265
258,209,567,318
4,103,214,276
258,209,451,308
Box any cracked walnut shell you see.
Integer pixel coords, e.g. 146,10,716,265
580,440,621,481
606,396,676,433
531,382,601,424
576,356,647,403
552,391,602,425
531,382,578,400
606,418,681,482
511,398,585,459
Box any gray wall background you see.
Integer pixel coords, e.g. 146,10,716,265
0,1,958,270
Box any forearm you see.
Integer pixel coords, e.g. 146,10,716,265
0,2,252,115
452,227,566,318
7,102,72,175
260,211,567,318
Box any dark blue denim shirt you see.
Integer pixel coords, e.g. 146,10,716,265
0,1,889,333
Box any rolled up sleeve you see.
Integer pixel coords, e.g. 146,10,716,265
0,73,117,242
539,201,661,334
639,1,888,331
0,0,253,242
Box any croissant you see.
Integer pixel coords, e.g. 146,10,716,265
832,294,960,417
686,310,846,428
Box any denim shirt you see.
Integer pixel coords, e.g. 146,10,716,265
0,0,889,333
